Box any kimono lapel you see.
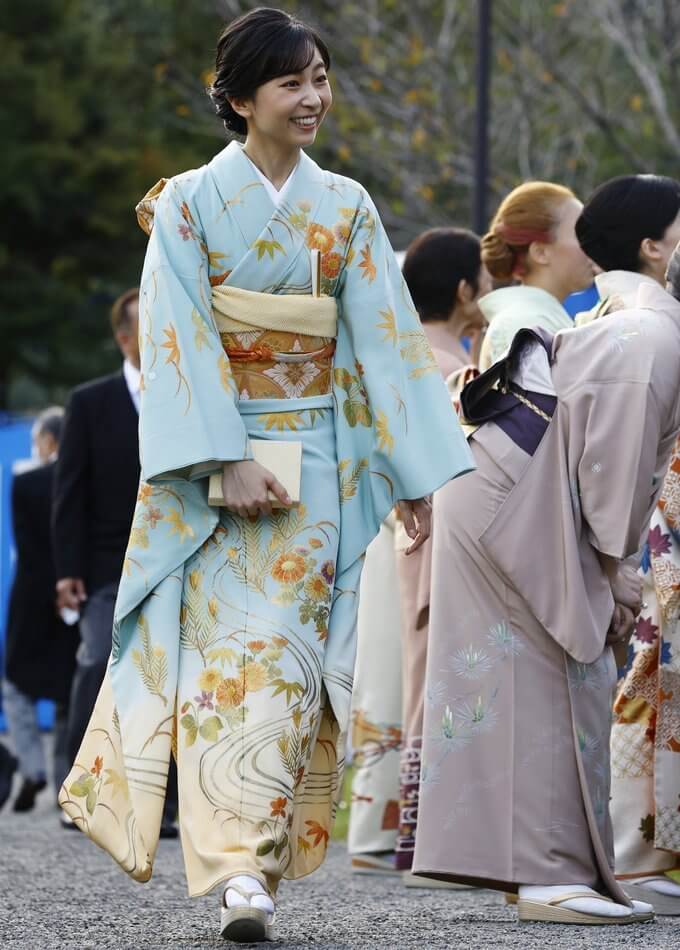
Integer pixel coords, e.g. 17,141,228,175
209,143,329,294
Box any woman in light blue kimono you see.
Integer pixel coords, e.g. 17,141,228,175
58,8,472,942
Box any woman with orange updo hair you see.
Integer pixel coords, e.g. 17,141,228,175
478,181,595,369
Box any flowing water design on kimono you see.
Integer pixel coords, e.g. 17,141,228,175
59,140,472,895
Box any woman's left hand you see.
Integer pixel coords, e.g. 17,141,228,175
397,497,432,555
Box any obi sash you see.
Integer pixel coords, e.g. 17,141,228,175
211,286,338,400
460,327,557,457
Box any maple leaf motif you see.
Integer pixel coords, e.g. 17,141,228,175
634,615,659,644
358,244,377,282
305,819,330,848
647,524,672,557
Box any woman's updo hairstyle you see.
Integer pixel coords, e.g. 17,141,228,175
209,7,331,136
403,228,482,322
575,175,680,273
481,181,574,281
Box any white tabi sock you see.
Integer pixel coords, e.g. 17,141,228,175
224,874,275,915
629,875,680,898
518,883,632,918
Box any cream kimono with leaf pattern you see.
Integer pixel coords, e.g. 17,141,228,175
59,141,472,895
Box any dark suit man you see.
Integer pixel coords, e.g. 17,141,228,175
3,408,78,811
53,289,141,767
53,289,177,835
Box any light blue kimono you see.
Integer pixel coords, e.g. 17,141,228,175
59,141,473,894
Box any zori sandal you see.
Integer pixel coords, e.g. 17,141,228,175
518,891,640,925
220,881,276,943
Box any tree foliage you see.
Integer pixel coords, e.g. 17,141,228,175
3,0,680,410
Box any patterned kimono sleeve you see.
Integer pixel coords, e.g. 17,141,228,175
335,190,473,512
138,176,249,483
576,379,662,560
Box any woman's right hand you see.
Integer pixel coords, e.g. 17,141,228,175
609,562,643,615
606,603,635,646
221,460,291,517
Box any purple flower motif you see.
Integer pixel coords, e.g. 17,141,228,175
647,524,672,557
194,691,214,711
178,223,192,241
321,560,335,585
660,641,673,666
634,616,659,645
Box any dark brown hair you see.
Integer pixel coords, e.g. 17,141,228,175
209,7,331,136
110,288,139,335
402,228,482,322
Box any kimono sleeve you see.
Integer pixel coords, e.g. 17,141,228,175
138,176,249,483
576,378,661,560
335,191,473,513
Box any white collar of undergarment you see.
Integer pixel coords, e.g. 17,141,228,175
243,153,298,207
123,359,141,413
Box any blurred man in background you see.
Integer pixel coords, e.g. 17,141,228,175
3,407,78,812
52,289,177,835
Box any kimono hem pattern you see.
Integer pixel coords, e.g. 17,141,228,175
58,141,473,896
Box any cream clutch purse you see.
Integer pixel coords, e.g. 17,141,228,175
208,440,302,507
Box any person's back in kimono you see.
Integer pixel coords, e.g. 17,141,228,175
57,9,473,943
575,174,680,915
477,181,592,372
413,229,680,924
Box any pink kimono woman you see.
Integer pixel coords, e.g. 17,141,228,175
414,275,680,925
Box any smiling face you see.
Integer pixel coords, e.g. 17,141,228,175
230,50,332,151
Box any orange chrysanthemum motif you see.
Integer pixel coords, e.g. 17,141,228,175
272,552,307,584
272,636,289,648
270,796,288,818
243,661,268,692
306,223,335,254
216,677,245,709
247,640,267,654
321,252,343,279
308,538,323,549
304,574,329,603
91,755,104,777
138,483,153,503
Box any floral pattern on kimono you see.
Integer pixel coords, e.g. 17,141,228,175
59,141,473,893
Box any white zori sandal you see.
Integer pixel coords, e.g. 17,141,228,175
220,875,276,942
517,884,654,925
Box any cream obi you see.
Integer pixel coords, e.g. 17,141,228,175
211,286,338,400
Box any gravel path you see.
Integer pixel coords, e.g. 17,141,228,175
2,783,678,949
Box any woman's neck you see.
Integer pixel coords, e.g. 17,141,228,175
242,134,300,190
522,271,565,304
426,310,467,342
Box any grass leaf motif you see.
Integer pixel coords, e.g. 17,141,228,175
131,614,168,705
338,458,368,503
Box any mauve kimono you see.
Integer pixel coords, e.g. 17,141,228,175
414,281,680,901
578,270,680,879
